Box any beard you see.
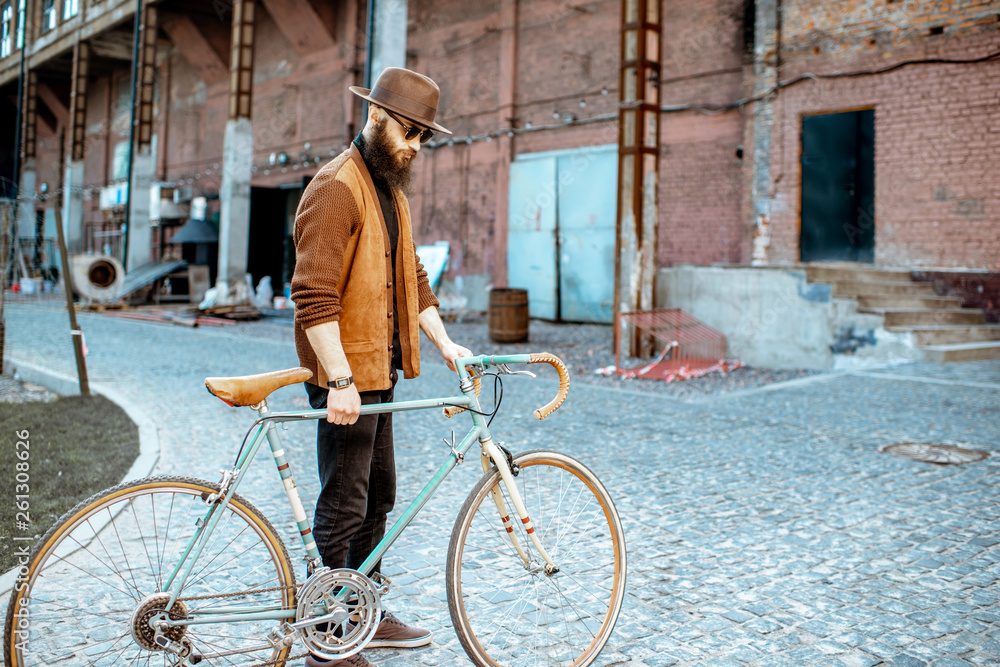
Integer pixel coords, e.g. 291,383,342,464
362,116,415,195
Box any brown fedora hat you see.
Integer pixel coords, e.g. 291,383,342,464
350,67,452,135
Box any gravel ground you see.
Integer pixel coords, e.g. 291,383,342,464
242,309,819,401
0,374,59,403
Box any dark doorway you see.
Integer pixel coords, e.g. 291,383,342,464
800,109,875,263
248,187,288,293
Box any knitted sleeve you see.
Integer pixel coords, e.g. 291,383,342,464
414,249,441,313
291,171,362,329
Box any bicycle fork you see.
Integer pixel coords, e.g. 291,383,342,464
479,437,559,575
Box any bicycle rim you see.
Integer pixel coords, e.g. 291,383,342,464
4,476,297,667
446,450,627,667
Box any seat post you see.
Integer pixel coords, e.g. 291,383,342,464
259,399,323,567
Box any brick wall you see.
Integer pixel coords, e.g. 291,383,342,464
658,0,747,266
18,0,997,282
763,1,1000,270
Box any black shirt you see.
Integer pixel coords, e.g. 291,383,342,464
353,133,403,371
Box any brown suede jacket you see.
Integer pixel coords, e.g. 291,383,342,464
291,144,438,391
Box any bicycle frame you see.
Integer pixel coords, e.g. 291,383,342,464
159,353,555,629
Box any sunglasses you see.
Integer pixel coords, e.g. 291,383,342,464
383,108,435,144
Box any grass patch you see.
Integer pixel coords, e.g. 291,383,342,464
0,394,139,572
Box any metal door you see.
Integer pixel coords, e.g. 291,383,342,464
507,146,616,322
557,147,617,322
800,109,875,262
507,156,558,319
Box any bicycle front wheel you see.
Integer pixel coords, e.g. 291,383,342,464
446,449,627,667
4,476,297,667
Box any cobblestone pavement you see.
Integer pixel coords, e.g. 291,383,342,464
3,301,999,666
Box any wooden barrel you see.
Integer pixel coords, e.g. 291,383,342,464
488,288,529,343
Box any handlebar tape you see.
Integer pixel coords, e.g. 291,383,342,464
528,352,570,420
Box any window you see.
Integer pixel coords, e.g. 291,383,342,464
41,0,56,32
1,2,11,58
15,0,23,47
63,0,78,20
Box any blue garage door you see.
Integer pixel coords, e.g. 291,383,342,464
507,145,616,323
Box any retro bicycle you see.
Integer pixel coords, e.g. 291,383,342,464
4,353,626,666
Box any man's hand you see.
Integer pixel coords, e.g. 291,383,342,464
304,321,360,424
439,342,473,374
326,384,361,425
419,308,473,374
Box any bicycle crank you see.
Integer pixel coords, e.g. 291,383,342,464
294,567,382,660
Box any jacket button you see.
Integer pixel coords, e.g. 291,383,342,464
385,251,390,257
387,312,393,318
387,281,392,288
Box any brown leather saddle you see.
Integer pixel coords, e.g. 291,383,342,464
205,367,313,407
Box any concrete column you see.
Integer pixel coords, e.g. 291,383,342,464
216,117,253,301
126,149,154,270
370,0,408,78
748,0,780,266
16,162,36,240
62,160,85,253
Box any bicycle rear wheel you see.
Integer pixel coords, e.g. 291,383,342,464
4,476,297,666
446,449,626,667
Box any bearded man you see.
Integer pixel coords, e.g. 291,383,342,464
291,67,471,667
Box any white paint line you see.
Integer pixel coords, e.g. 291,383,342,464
852,370,1000,391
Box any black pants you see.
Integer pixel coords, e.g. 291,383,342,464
305,378,397,574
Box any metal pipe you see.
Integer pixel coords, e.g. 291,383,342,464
122,0,142,267
11,24,25,202
363,0,375,97
6,31,26,288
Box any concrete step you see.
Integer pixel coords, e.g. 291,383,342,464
855,294,962,310
832,281,938,298
921,341,1000,363
888,324,1000,346
862,308,987,327
807,265,912,284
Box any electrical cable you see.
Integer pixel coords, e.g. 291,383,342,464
439,371,505,425
661,49,1000,115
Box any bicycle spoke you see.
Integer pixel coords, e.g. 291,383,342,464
7,478,295,667
448,451,625,667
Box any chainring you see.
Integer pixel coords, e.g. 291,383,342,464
295,567,382,660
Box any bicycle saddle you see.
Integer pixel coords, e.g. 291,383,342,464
205,367,314,407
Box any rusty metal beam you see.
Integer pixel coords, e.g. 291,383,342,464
69,41,89,161
160,14,228,84
135,3,157,152
615,0,662,357
257,0,334,56
228,0,255,120
36,82,69,128
21,70,37,160
493,0,519,289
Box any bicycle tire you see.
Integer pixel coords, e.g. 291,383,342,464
446,449,627,667
4,475,297,667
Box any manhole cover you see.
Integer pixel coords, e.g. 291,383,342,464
883,443,990,465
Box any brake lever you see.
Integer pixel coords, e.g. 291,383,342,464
496,363,536,379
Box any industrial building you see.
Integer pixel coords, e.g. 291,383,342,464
2,0,998,366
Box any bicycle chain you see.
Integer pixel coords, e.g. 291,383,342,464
176,584,297,602
173,585,305,666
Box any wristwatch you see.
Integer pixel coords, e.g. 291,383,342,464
327,376,354,390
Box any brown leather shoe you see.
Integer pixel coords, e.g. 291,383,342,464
305,652,375,666
367,611,432,648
